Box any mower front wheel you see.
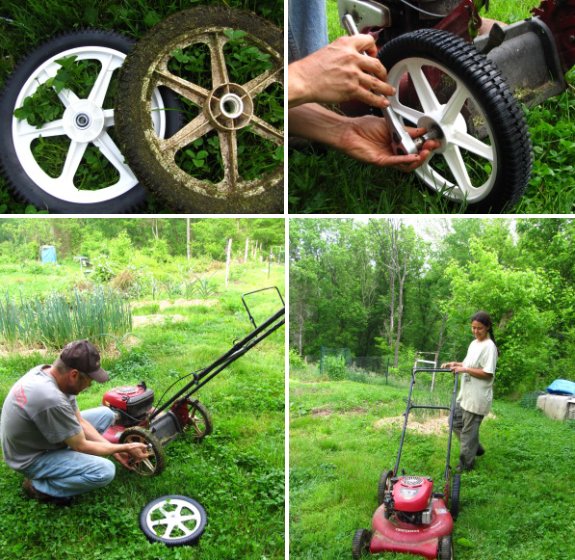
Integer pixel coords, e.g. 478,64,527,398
352,528,372,559
438,535,454,560
119,426,165,476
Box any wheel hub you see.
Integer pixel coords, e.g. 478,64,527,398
207,83,253,131
63,100,106,142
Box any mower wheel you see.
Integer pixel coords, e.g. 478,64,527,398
438,535,454,560
352,528,372,559
377,470,393,506
186,399,213,441
450,472,461,521
119,426,165,476
140,495,207,546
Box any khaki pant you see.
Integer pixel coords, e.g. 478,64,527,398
452,402,484,470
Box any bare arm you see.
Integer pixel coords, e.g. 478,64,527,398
289,103,437,171
441,362,493,380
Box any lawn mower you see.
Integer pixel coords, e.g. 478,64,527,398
100,287,284,476
353,367,461,560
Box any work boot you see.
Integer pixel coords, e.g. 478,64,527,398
476,444,485,457
22,479,72,507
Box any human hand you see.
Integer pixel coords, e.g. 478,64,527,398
288,35,394,109
335,115,440,171
125,442,151,461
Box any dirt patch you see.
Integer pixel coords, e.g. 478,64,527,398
132,314,187,328
310,406,367,417
374,412,496,435
131,299,217,310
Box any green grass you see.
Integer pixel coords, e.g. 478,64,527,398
289,0,575,214
289,363,575,560
0,0,283,213
0,264,285,559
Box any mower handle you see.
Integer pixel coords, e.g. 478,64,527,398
412,367,455,374
241,286,285,329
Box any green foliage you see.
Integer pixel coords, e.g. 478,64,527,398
0,287,131,350
323,355,347,380
291,218,575,398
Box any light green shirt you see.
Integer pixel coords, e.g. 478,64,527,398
458,338,498,416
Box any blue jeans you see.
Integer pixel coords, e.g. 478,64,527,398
288,0,329,62
22,406,116,498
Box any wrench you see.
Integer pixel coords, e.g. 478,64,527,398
342,14,428,156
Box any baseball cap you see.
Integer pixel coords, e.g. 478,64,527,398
60,340,109,383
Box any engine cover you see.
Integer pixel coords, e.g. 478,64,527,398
102,382,154,425
392,476,433,513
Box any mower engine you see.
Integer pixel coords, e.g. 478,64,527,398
385,476,434,525
103,382,155,427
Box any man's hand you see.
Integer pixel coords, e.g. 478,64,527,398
335,115,440,171
289,35,394,109
114,443,150,470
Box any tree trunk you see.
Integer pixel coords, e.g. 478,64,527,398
186,218,191,261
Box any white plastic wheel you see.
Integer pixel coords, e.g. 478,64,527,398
139,495,207,546
12,47,165,204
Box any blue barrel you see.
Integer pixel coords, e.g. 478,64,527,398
40,245,57,263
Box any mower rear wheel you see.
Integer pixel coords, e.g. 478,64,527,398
186,399,213,441
352,528,372,559
119,426,165,476
377,470,393,506
450,472,461,521
438,535,454,560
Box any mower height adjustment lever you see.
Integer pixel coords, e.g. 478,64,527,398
342,14,418,156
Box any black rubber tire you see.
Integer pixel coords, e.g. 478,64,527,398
139,495,207,546
378,29,532,213
119,426,166,477
115,6,284,214
352,528,372,560
377,469,393,506
186,399,213,441
438,535,454,560
450,472,461,521
0,30,150,213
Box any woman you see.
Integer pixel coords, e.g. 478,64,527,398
442,311,498,471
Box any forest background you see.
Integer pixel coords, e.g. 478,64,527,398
289,217,575,398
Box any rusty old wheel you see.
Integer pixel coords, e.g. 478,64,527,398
115,6,284,213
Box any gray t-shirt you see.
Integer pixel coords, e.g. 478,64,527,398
0,366,81,471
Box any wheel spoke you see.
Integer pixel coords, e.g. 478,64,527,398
154,67,210,105
208,32,230,87
243,66,283,96
250,115,283,145
16,118,67,140
161,113,213,154
60,140,87,184
406,61,441,114
219,130,239,190
442,145,474,192
93,132,137,184
440,84,469,126
450,129,494,161
391,103,424,127
88,53,119,106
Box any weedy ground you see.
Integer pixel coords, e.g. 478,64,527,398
290,363,575,560
0,262,285,559
289,0,575,214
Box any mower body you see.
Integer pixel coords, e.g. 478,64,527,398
371,484,453,559
101,382,186,445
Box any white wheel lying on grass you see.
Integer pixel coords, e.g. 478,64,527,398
139,495,207,546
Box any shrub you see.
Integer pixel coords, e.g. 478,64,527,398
323,355,347,380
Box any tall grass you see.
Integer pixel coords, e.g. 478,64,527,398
0,287,131,349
